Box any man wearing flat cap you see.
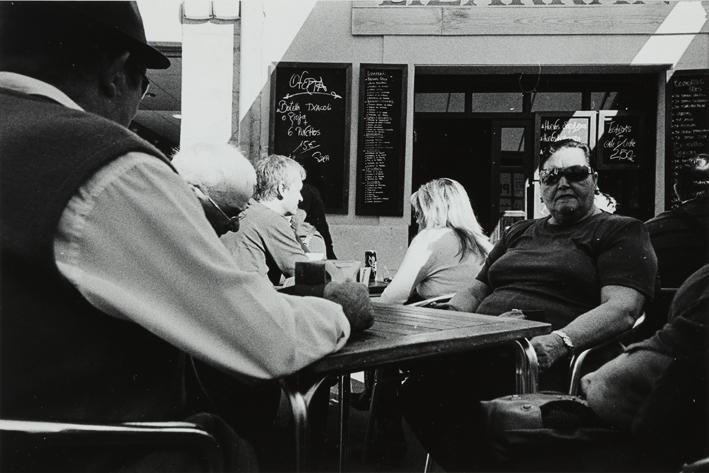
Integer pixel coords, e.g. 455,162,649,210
0,2,372,471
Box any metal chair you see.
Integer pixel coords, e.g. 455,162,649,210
568,313,646,396
681,456,709,473
0,418,224,472
407,293,456,308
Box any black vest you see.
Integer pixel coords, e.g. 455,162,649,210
0,88,186,422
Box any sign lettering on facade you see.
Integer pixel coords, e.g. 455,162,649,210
378,0,646,5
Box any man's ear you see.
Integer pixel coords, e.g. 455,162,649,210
99,51,131,98
277,183,286,200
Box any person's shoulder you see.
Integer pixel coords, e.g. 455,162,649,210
503,218,538,240
410,227,453,248
244,202,292,231
595,211,644,229
645,209,676,225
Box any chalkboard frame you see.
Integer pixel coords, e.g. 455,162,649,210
269,62,352,214
665,69,709,209
533,111,597,168
596,111,643,170
355,64,408,217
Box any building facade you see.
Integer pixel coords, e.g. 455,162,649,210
180,0,709,270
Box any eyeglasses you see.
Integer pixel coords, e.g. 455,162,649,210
190,185,241,233
140,74,151,101
539,165,593,186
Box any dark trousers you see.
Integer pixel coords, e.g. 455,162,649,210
187,359,282,469
400,346,569,472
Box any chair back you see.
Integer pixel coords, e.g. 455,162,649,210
0,418,224,472
568,314,646,396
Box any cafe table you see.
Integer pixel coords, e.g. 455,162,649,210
280,301,551,472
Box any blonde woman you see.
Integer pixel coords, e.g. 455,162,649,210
380,178,492,304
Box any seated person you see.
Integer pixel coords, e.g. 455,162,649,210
594,188,618,214
172,142,255,236
221,154,310,285
449,139,657,382
583,265,708,467
293,208,327,257
483,264,708,473
0,3,371,471
400,139,657,470
645,153,709,289
300,182,337,259
380,178,492,304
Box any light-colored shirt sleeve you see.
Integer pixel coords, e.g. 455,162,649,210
379,230,435,304
54,152,350,380
263,215,310,278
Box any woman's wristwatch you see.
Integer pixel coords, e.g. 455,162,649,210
552,329,575,351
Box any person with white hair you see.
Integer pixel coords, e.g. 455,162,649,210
172,142,256,236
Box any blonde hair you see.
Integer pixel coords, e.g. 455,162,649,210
253,154,306,201
411,178,492,260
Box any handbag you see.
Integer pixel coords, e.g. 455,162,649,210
480,393,622,470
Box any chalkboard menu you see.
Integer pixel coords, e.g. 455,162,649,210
356,65,407,216
271,63,350,214
534,112,596,163
597,112,642,169
666,70,709,208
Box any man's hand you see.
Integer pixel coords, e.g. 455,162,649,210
530,333,569,371
323,281,374,332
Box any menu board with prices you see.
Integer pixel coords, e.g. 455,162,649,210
534,112,596,164
666,70,709,208
356,65,407,216
271,63,350,214
597,112,642,169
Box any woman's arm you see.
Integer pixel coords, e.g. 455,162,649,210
531,285,645,370
379,232,434,304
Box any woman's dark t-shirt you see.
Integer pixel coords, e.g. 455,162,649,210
476,212,657,329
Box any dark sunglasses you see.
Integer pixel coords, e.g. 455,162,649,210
190,185,241,233
539,165,593,186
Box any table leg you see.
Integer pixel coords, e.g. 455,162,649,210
512,338,539,393
280,377,327,473
337,374,351,472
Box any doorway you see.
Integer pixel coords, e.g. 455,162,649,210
412,116,492,233
490,119,534,223
413,72,658,227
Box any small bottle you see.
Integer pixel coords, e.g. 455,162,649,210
364,250,377,283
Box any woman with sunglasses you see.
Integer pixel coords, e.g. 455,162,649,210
450,138,657,378
400,139,658,471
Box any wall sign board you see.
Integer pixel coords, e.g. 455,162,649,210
666,70,709,208
534,111,596,165
356,64,407,216
271,63,350,214
597,111,642,170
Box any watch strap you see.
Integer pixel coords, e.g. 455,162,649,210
552,329,574,350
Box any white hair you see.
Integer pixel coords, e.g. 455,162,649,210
172,142,256,210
